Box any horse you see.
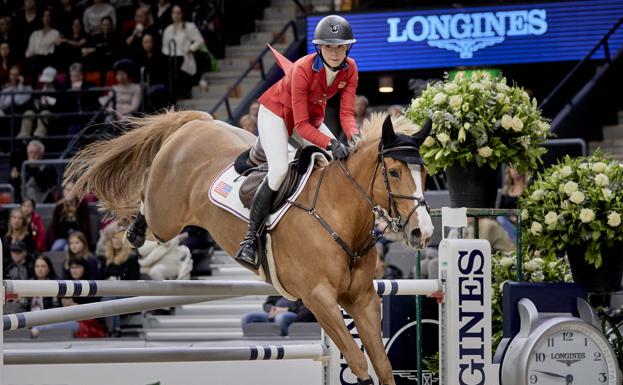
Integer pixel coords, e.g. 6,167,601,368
64,110,434,385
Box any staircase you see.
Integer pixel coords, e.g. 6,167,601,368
176,0,301,120
140,250,266,341
589,111,623,160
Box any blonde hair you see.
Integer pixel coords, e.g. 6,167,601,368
102,223,132,265
7,208,28,241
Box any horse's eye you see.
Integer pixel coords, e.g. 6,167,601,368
389,169,399,178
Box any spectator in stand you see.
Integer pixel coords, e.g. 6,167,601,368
53,0,82,37
21,140,58,203
99,58,141,118
82,0,116,36
0,42,16,86
0,65,33,119
151,0,172,35
4,240,34,280
48,180,91,251
24,9,60,80
136,33,167,110
497,166,531,241
354,94,369,129
248,99,260,120
82,16,118,82
239,114,257,135
386,104,403,117
62,230,99,279
161,4,205,98
61,62,97,135
138,234,193,280
241,296,315,336
14,0,41,57
55,18,88,71
28,256,61,311
19,66,59,138
374,252,403,280
3,208,36,259
0,17,19,59
123,6,157,59
21,197,46,252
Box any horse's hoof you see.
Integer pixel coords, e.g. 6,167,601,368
126,230,146,248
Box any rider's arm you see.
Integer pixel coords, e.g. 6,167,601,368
291,66,333,149
339,61,359,141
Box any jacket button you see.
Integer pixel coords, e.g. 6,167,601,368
322,93,326,97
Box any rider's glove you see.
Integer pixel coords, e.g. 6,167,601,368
328,139,349,160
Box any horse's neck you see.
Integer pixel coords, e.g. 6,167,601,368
318,145,378,247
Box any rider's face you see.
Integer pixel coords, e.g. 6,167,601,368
320,45,348,68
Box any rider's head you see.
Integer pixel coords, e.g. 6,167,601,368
312,15,356,72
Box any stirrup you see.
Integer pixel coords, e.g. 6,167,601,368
357,378,374,385
234,237,260,270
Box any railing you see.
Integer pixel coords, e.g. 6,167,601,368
539,16,623,115
208,20,299,121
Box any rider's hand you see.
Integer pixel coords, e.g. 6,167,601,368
328,139,349,160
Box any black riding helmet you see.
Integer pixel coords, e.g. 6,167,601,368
312,15,356,72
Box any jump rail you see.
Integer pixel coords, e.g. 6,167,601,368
3,279,442,298
4,344,327,365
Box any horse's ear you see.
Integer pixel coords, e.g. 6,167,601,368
412,119,432,145
382,115,397,147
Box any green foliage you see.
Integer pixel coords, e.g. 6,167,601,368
405,72,549,174
519,151,623,267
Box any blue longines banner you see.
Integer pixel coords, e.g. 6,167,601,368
306,0,623,71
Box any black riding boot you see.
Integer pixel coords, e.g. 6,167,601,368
235,179,277,269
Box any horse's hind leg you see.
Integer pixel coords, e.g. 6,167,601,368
126,168,151,247
342,286,396,385
302,284,372,382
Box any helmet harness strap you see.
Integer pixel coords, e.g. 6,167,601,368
314,44,352,72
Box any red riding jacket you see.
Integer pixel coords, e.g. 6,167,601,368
258,46,359,149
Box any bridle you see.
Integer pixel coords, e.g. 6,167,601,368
289,142,429,269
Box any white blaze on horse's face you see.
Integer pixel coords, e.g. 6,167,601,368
408,164,434,248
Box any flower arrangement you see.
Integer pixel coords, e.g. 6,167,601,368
405,72,550,175
519,151,623,267
491,250,571,350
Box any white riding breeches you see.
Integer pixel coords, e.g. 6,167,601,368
257,104,335,191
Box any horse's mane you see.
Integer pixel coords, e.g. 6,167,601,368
355,113,422,150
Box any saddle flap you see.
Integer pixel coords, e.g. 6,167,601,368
238,164,301,211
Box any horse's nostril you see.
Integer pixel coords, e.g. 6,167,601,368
411,228,422,239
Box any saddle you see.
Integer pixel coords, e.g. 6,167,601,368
234,139,329,211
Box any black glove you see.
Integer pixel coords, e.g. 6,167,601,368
328,139,349,160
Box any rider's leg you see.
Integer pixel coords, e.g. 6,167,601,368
235,105,289,267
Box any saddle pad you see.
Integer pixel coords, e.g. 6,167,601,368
209,153,328,231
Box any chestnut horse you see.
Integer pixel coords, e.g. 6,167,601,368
65,110,433,385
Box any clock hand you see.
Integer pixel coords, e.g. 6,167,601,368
534,370,567,379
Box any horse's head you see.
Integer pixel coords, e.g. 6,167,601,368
368,115,434,249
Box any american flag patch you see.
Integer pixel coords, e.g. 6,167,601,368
213,181,233,198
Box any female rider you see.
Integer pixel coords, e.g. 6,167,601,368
236,15,360,267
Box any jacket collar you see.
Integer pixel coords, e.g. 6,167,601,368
312,53,349,72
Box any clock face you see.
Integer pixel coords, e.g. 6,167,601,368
526,322,618,385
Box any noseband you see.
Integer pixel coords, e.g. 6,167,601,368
289,143,429,269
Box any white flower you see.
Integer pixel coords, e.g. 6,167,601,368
478,146,493,158
595,173,609,186
548,261,558,270
579,208,595,223
433,92,447,105
569,191,585,204
532,257,544,267
531,271,545,282
607,212,621,227
436,133,450,146
551,171,560,180
522,90,530,99
443,83,458,93
579,162,589,169
564,273,573,283
449,95,463,109
602,188,613,200
561,200,570,210
495,93,508,104
531,189,545,201
592,162,607,173
463,122,471,130
469,83,484,91
496,82,510,92
523,260,539,272
500,114,513,130
560,166,572,177
544,211,558,225
538,121,550,131
510,116,524,132
530,221,543,236
462,103,469,112
481,79,492,89
563,181,578,196
521,209,529,220
422,136,436,147
500,257,515,268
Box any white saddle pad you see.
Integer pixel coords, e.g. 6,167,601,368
209,152,329,231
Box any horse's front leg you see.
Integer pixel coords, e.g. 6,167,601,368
301,283,371,383
341,254,396,385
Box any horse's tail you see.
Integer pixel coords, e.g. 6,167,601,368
64,109,212,222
